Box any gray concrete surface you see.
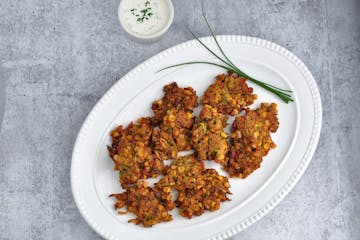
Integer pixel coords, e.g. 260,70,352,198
0,67,5,128
0,0,359,239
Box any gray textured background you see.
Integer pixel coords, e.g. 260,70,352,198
0,0,359,239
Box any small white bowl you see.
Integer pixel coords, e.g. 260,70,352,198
118,0,174,41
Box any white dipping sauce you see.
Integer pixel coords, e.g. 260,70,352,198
119,0,173,38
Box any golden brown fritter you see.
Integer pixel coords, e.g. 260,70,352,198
175,169,231,219
154,155,230,219
109,117,152,147
110,181,172,227
154,154,205,210
108,118,165,188
225,103,279,178
152,82,199,125
191,105,229,164
202,72,257,115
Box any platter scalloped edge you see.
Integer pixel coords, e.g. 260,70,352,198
71,35,322,240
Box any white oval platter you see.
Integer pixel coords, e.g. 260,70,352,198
71,36,322,240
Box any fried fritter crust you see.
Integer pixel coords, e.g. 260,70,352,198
225,103,279,178
152,82,199,125
108,118,165,188
202,72,257,115
110,181,172,227
191,105,229,164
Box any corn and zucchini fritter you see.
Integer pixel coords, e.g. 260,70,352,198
151,82,198,125
110,181,173,227
154,154,231,219
108,117,165,189
225,103,279,178
202,72,257,115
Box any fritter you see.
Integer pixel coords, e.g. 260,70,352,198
191,105,229,164
152,82,199,125
110,117,152,146
108,118,165,188
154,154,204,210
155,155,230,219
110,181,172,227
152,109,195,159
175,169,231,219
202,72,257,115
225,103,279,178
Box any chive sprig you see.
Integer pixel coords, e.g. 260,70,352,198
158,1,294,103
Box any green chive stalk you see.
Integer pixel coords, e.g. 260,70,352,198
158,1,293,103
